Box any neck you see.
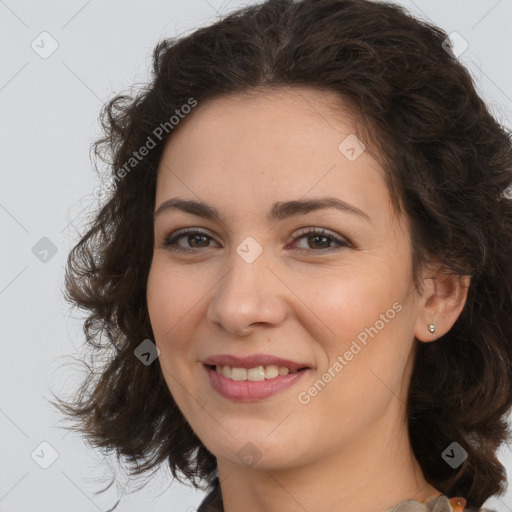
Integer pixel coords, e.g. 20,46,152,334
217,412,439,512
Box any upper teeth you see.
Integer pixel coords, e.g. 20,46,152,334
215,364,296,381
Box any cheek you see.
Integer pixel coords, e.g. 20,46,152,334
146,261,200,340
293,259,416,407
297,261,410,350
146,259,214,385
146,262,201,415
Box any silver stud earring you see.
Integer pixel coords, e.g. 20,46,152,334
428,324,436,337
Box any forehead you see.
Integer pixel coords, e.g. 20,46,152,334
160,86,359,164
154,86,390,224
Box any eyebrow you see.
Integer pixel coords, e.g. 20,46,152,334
154,196,371,223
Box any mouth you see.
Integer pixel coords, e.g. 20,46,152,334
203,363,311,401
205,363,309,381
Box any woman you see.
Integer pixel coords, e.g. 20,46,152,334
54,0,512,511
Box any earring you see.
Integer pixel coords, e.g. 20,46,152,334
428,324,437,338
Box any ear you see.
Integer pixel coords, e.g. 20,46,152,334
414,267,471,342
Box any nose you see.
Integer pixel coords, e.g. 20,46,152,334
206,245,288,336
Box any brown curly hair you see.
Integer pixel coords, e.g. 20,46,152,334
52,0,512,509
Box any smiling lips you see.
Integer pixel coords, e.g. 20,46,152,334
202,353,311,401
214,364,294,381
202,353,310,372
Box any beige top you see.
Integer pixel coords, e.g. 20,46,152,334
196,483,496,512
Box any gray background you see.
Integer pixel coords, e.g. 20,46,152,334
1,0,511,510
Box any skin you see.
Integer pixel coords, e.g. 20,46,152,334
146,86,470,512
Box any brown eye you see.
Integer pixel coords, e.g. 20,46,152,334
164,229,217,253
289,227,351,255
163,227,351,255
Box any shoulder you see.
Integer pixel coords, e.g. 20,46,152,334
386,495,498,512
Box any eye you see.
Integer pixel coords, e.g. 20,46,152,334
162,227,351,255
288,227,351,255
163,228,217,253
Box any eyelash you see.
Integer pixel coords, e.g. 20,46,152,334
162,227,351,256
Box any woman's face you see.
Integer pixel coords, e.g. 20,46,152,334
146,87,426,471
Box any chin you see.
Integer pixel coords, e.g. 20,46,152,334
207,432,310,471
